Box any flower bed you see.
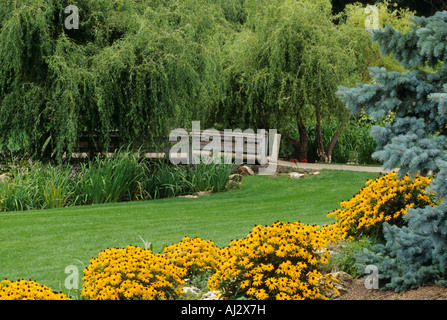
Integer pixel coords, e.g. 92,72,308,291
0,222,344,300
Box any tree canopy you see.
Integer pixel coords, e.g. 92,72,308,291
0,0,418,162
0,0,231,158
210,0,414,162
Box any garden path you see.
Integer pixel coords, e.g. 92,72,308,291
277,160,398,173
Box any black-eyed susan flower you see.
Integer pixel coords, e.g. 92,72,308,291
81,245,186,300
0,279,71,300
327,172,435,240
208,221,340,300
163,236,221,280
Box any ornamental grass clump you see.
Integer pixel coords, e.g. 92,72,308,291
0,279,71,300
327,172,435,240
81,245,186,300
208,221,341,300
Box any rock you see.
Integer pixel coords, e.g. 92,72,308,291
183,286,201,296
237,165,254,176
178,190,211,198
200,291,221,300
329,271,354,296
289,172,305,179
0,173,9,183
228,173,242,183
226,173,242,189
194,191,212,197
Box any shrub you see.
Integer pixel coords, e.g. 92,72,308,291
81,245,186,300
0,279,71,300
207,221,341,300
327,237,376,278
163,237,221,280
0,162,69,211
0,154,234,212
327,172,435,240
206,163,234,193
184,162,234,194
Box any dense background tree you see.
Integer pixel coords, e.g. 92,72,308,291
211,0,355,162
0,0,230,159
210,0,413,162
0,0,429,163
332,0,447,16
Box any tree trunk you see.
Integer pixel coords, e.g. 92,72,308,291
315,103,352,163
325,111,352,163
315,104,326,162
289,109,308,162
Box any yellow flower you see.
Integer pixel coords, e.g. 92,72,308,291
327,172,435,239
208,221,341,300
163,237,221,278
0,279,71,300
82,245,186,300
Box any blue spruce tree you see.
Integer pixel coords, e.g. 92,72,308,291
337,11,447,292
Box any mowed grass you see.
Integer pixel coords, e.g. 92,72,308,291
0,170,378,294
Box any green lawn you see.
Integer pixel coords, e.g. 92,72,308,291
0,170,378,294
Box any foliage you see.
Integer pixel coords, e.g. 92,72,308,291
327,237,376,278
33,163,74,209
307,118,380,164
0,161,75,211
207,221,342,300
0,0,230,158
327,172,435,240
0,170,381,300
0,150,235,212
0,279,71,300
215,0,416,163
81,245,186,300
141,161,234,200
195,163,234,193
337,10,447,291
215,0,356,127
74,150,144,205
0,0,419,166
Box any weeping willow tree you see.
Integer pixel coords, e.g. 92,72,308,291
0,0,230,159
210,0,357,162
212,0,414,162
